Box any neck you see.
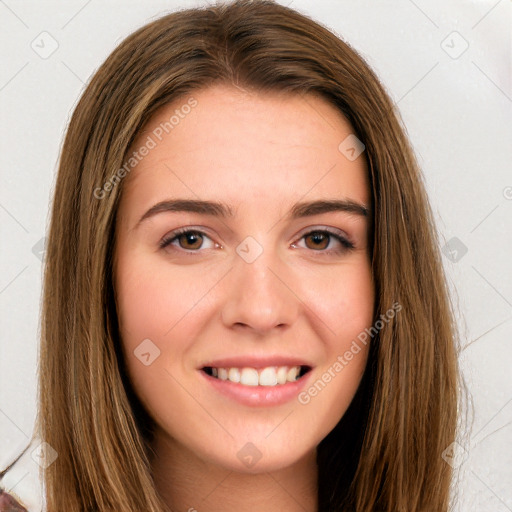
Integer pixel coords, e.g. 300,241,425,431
150,432,318,512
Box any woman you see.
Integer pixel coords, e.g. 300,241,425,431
1,0,461,510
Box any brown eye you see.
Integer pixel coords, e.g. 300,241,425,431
159,229,215,252
304,231,330,250
293,229,355,255
176,231,203,250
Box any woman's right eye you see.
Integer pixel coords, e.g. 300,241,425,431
159,229,216,253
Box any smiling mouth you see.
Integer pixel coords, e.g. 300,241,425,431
202,365,312,386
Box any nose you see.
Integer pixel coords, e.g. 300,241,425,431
220,242,300,335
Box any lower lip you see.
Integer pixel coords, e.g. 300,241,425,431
199,369,313,407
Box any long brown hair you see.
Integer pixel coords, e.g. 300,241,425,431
35,1,461,510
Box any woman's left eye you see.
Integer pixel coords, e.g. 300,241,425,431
293,229,355,254
159,228,354,255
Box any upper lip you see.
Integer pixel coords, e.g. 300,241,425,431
199,355,313,370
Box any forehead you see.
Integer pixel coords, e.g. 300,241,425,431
119,84,369,219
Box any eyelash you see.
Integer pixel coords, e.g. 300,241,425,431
159,227,355,256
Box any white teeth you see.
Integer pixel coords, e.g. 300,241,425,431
276,366,288,385
259,367,278,386
287,366,298,382
240,368,259,386
208,365,304,386
228,367,241,383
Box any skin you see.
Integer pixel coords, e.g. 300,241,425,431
114,84,374,512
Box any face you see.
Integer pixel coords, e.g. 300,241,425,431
114,84,374,474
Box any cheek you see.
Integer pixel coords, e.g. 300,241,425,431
114,251,219,394
335,265,374,374
115,251,204,347
299,260,374,408
307,259,374,340
113,253,185,407
115,266,169,346
113,254,199,421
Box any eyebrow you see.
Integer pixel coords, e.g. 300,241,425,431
136,198,369,227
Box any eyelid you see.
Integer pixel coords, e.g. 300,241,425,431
295,225,352,243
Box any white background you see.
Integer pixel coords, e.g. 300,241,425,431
0,1,511,510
